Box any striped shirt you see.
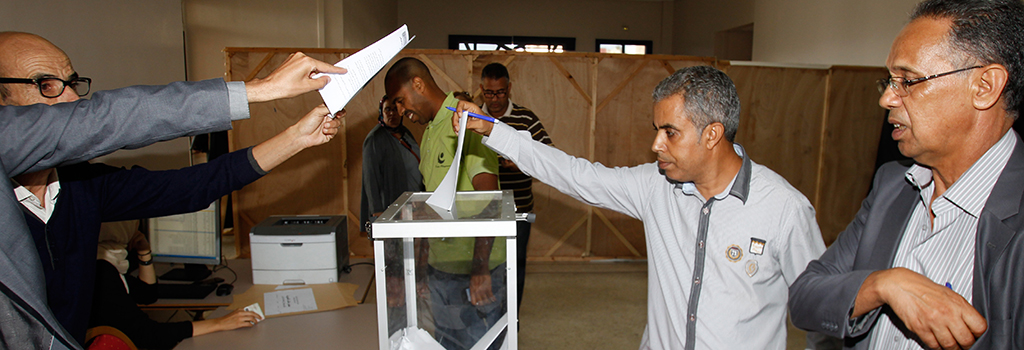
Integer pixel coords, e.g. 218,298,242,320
868,130,1015,350
482,101,553,213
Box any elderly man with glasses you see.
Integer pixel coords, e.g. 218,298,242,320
0,31,345,348
789,0,1024,348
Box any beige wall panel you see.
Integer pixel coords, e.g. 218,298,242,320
729,66,828,200
817,67,887,245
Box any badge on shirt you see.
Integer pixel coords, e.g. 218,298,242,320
749,238,766,255
745,260,758,277
726,245,743,262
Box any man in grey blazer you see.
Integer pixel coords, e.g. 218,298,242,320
0,31,344,349
789,0,1024,349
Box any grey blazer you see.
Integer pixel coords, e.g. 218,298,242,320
789,133,1024,349
0,79,244,349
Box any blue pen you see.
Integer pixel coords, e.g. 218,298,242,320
945,282,953,290
445,106,497,123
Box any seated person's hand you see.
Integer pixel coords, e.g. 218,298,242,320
192,309,264,336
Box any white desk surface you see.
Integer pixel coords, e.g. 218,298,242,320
162,258,379,349
173,303,378,349
147,258,375,310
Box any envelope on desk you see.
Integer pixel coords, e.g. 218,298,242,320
227,283,359,318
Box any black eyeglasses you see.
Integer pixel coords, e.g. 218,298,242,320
482,89,508,98
0,75,91,98
877,66,982,96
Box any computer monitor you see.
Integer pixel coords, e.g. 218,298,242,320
148,200,221,281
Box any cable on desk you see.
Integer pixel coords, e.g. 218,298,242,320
213,263,238,285
163,309,181,323
341,261,374,274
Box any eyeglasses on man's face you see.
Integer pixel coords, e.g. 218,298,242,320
0,75,92,98
482,89,508,98
876,66,982,97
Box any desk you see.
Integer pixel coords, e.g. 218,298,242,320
143,258,375,315
173,303,378,349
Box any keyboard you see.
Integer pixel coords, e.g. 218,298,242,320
157,283,216,299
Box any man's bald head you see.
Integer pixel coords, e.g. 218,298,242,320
383,57,447,125
0,31,78,105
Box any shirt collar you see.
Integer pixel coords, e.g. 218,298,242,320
482,99,514,117
678,143,751,204
904,129,1016,217
429,92,460,129
11,170,61,204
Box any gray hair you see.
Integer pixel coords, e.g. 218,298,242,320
652,65,741,142
911,0,1024,120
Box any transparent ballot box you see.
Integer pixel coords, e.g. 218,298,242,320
369,190,519,350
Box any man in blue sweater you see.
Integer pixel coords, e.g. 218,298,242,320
0,32,343,345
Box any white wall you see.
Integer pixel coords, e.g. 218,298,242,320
673,0,754,57
397,0,672,53
752,0,920,66
0,0,190,170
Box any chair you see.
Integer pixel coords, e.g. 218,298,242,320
84,326,138,350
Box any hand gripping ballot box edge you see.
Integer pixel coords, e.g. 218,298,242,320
369,190,521,350
250,215,349,285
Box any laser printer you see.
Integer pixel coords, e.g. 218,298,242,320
250,215,348,284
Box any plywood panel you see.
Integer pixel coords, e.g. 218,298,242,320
729,65,828,200
817,67,888,245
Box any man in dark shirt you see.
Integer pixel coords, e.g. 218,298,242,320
1,31,342,345
479,62,553,307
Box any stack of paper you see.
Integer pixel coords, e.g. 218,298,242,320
316,24,415,115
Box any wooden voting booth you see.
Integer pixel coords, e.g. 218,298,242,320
224,48,887,259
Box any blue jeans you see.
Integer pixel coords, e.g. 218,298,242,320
428,264,507,350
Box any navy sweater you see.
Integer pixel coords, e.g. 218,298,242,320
23,147,264,345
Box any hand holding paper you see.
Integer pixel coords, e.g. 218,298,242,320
245,52,348,103
451,101,495,136
317,25,415,115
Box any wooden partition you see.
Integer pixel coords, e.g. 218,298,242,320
225,49,886,259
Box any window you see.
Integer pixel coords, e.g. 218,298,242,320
450,35,576,53
596,39,652,55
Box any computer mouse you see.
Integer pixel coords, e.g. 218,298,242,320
215,283,234,296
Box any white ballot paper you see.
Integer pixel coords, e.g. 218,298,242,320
243,302,265,321
390,327,446,350
425,111,469,215
316,24,415,115
263,287,318,316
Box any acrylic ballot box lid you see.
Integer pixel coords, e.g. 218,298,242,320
369,190,517,239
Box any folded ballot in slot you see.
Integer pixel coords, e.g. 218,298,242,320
250,215,348,285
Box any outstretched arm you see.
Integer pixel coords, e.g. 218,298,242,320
244,52,347,103
251,105,343,172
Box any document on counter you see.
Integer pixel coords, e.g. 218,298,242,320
264,287,318,316
425,111,468,216
316,24,415,115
